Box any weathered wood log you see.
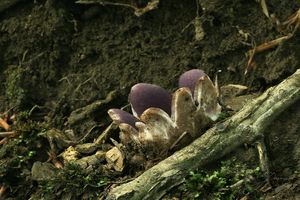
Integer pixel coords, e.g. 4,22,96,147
106,69,300,200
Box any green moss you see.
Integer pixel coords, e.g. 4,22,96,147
180,160,263,200
217,111,231,121
4,66,28,109
0,118,49,198
37,163,110,199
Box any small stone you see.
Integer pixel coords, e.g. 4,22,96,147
31,161,56,181
105,147,125,172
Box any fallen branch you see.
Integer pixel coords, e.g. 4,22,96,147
107,69,300,200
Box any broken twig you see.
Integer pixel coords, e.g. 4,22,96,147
245,34,292,74
0,131,16,138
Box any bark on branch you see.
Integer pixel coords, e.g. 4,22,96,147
106,69,300,200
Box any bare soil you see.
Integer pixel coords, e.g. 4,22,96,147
0,0,299,199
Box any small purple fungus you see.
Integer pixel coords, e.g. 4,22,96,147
178,69,206,95
107,109,140,129
178,69,221,121
129,83,172,117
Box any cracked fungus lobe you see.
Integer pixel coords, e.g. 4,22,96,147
108,69,221,153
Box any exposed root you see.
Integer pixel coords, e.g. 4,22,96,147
0,138,8,145
182,0,205,42
245,34,292,74
47,151,64,169
0,131,16,138
169,131,188,150
256,139,270,183
0,117,10,131
0,185,6,198
75,0,160,17
258,0,269,18
280,8,300,34
245,8,300,74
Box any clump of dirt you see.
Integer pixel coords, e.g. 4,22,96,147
0,0,299,199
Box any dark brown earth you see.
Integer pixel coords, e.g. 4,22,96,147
0,0,299,199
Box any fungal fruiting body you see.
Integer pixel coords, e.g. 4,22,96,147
108,69,221,155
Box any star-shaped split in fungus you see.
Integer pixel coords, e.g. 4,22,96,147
108,69,221,155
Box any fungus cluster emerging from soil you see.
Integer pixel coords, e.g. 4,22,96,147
108,69,221,158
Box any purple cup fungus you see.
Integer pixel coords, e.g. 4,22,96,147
107,109,141,146
129,83,172,117
108,69,221,155
179,69,206,96
108,108,140,129
108,83,175,150
194,75,221,121
178,69,221,121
